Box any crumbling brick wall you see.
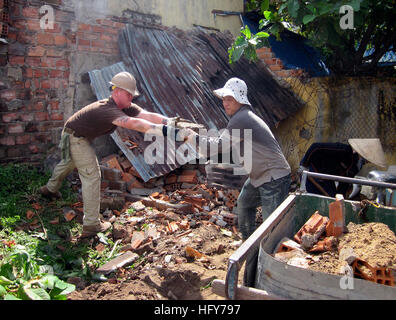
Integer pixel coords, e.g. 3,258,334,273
0,0,127,163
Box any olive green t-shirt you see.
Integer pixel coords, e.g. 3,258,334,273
65,97,142,141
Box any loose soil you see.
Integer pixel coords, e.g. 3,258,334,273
67,222,245,300
307,222,396,276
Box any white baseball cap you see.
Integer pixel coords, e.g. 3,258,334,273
213,77,251,106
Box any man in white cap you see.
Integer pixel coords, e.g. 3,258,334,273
40,71,181,238
203,77,292,241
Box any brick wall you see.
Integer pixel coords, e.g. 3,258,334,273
256,47,304,79
0,0,127,163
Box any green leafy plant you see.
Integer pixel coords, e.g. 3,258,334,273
0,249,75,300
230,0,396,75
228,25,269,64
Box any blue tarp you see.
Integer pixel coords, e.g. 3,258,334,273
242,15,395,76
242,16,331,77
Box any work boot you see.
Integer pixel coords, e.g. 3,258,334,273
80,221,112,238
39,185,62,200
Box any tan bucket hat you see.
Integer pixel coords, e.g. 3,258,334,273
348,138,387,168
213,77,251,106
109,72,140,96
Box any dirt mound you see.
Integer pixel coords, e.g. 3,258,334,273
67,223,243,300
308,222,396,275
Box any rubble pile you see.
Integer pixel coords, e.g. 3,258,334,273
66,152,245,299
273,194,396,287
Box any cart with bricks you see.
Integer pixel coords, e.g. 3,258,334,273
212,172,396,300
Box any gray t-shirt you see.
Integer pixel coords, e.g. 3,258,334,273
204,105,290,187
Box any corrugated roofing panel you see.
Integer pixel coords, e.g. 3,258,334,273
89,24,304,181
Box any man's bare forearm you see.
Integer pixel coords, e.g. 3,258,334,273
112,116,163,134
136,110,169,125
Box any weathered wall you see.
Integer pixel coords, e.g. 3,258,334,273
0,0,244,164
63,0,244,36
274,76,396,172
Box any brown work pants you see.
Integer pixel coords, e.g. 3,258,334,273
46,131,101,227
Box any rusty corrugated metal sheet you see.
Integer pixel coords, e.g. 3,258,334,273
89,24,303,182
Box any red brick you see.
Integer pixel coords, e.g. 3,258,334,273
126,177,145,191
92,26,106,33
105,155,123,171
0,89,17,101
352,258,376,281
78,32,99,40
276,70,293,78
33,69,49,78
120,159,132,171
77,45,90,52
177,170,198,184
37,33,54,45
78,23,91,31
8,124,24,134
54,35,67,46
100,34,113,41
40,57,57,68
26,57,42,67
45,23,62,33
113,22,126,29
8,31,18,41
49,69,63,78
100,19,114,27
107,27,119,35
275,238,302,253
29,145,40,153
55,59,69,68
294,211,329,243
25,67,33,78
374,267,395,286
121,172,134,183
16,135,31,145
269,64,283,72
9,56,25,66
28,46,46,57
48,100,60,110
50,113,63,121
46,49,63,57
166,174,178,184
101,166,122,181
41,80,51,89
26,19,41,31
326,194,346,237
20,113,34,122
78,38,90,46
91,40,106,48
264,58,277,65
35,112,49,121
0,136,15,146
309,236,338,252
2,113,19,122
22,7,39,18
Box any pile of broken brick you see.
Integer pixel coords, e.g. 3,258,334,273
72,153,242,275
273,194,395,287
98,154,239,224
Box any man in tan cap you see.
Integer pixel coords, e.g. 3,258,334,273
40,71,181,238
